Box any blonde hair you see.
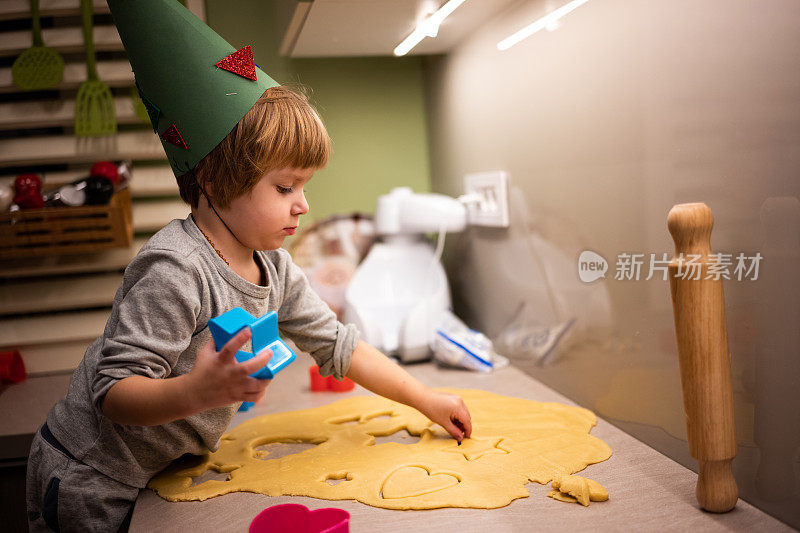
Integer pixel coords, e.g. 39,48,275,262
178,85,330,208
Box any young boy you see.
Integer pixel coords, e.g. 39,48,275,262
26,2,471,532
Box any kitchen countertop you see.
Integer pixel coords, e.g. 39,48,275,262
0,373,74,463
130,353,793,532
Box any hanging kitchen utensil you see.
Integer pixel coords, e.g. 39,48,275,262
75,0,116,136
12,0,65,90
130,86,150,124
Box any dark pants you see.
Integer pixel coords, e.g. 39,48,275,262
26,424,140,532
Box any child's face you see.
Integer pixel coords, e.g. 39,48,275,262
222,166,313,251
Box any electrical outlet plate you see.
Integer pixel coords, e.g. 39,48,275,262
464,170,510,227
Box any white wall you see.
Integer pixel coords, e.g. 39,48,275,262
425,0,800,525
426,0,799,333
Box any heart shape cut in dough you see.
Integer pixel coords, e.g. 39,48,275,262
381,466,459,499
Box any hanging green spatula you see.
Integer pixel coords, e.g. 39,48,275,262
12,0,65,90
75,0,116,136
130,85,150,124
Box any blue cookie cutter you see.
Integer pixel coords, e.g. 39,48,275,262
208,308,297,411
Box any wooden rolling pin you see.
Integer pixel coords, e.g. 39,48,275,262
667,202,738,513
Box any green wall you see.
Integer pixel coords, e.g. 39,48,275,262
204,0,431,222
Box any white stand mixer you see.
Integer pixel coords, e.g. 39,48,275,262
343,187,469,362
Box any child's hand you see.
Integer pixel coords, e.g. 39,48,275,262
420,390,473,443
188,328,273,411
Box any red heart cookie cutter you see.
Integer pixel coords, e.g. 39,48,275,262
249,503,350,533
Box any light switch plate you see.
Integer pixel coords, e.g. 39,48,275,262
464,170,510,227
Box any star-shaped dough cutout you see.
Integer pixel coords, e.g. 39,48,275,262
442,436,510,461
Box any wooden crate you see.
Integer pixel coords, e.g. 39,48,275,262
0,188,133,259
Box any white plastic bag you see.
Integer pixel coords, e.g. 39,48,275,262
432,311,509,372
495,302,576,365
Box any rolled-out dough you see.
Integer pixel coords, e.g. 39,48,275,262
150,389,612,509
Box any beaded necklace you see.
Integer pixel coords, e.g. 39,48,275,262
196,218,267,286
197,224,229,266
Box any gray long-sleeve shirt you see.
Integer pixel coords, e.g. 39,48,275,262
46,215,359,488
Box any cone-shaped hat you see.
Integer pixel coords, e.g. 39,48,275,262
107,0,279,177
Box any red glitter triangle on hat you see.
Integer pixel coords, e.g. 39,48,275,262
215,45,257,81
161,124,188,150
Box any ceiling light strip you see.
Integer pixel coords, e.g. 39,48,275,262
394,0,467,56
497,0,590,51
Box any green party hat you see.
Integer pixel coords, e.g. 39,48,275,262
106,0,279,177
